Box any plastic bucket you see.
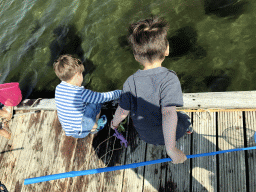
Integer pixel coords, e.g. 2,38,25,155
0,82,22,106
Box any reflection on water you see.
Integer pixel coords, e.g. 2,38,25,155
167,26,205,59
47,25,85,66
0,0,255,99
204,0,248,17
19,69,38,100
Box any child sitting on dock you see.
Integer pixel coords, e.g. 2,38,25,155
53,55,122,138
111,17,192,164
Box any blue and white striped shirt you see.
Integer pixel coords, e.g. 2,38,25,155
55,81,122,136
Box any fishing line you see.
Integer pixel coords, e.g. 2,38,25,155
78,135,113,171
103,136,117,167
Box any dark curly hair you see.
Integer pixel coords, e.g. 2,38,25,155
128,17,169,64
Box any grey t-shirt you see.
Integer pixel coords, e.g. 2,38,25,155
119,67,183,145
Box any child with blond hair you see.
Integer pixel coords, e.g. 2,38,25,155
54,55,122,138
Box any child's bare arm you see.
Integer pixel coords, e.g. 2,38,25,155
111,105,130,129
162,106,187,164
162,106,177,149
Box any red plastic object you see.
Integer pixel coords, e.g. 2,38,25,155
0,82,22,106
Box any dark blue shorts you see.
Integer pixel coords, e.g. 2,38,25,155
134,111,191,145
72,103,102,138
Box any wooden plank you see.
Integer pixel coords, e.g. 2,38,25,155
64,134,94,192
20,111,47,192
0,118,15,183
1,112,32,192
192,112,217,192
245,111,256,192
81,110,116,192
8,112,38,192
182,91,256,109
69,109,111,192
0,118,13,191
14,91,256,111
218,111,246,192
30,110,59,191
101,109,127,192
14,99,117,111
14,99,56,111
143,144,167,192
31,111,65,191
15,111,56,192
76,134,105,192
20,111,65,192
48,120,77,191
166,112,192,192
122,119,146,192
19,110,46,191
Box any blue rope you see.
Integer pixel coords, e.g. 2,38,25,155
24,145,256,185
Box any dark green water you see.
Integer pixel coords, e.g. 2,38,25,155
0,0,255,99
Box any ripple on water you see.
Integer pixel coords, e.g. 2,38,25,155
1,0,256,96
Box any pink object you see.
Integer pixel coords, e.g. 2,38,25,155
0,82,22,106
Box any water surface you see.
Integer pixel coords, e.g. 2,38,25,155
0,0,255,99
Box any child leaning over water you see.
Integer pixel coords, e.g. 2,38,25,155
110,17,192,164
53,55,122,138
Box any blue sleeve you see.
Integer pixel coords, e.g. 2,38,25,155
81,89,122,104
160,72,183,107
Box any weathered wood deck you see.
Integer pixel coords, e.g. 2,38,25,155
1,96,256,191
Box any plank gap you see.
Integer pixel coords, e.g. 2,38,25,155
216,112,220,192
242,111,250,192
120,114,129,192
141,143,148,191
189,112,193,192
164,152,168,192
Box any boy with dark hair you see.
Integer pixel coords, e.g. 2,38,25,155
111,17,191,164
54,54,122,138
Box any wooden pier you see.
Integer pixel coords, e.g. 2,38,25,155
0,91,256,192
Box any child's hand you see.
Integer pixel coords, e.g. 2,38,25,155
167,147,187,164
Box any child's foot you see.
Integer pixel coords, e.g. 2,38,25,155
91,115,107,134
1,106,13,121
0,123,11,140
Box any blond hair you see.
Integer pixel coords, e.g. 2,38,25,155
53,54,84,81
